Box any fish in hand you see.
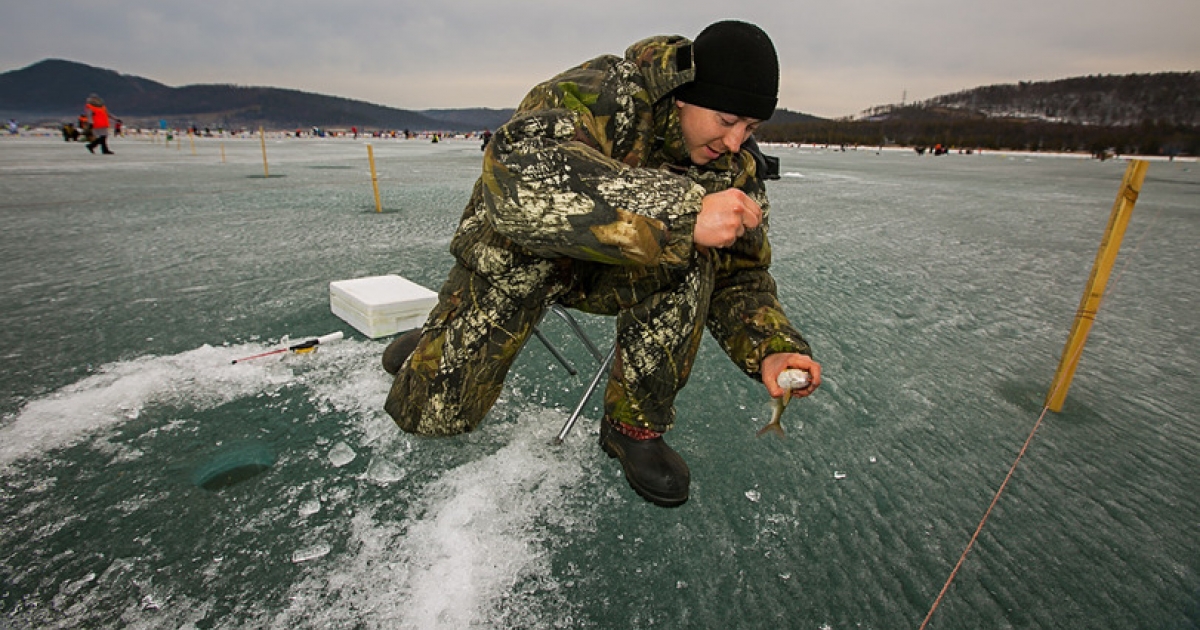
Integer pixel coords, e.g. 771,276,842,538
756,369,810,438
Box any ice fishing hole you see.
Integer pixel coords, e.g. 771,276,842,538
192,441,276,491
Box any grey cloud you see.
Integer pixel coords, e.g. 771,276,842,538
1,0,1196,118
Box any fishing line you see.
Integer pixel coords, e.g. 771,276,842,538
919,180,1161,630
918,404,1052,630
919,312,1101,630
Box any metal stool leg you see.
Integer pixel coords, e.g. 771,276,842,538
531,327,578,376
547,304,604,362
553,342,615,445
529,305,615,444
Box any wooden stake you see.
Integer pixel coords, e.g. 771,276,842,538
1045,159,1149,411
259,127,269,178
367,144,382,213
189,130,196,155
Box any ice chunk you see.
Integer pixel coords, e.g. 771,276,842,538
776,369,810,390
328,442,356,468
299,499,322,517
365,457,406,484
291,543,332,563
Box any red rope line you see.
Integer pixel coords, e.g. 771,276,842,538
919,181,1160,628
920,294,1097,629
917,405,1050,630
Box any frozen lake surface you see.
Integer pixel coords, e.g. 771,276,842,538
1,134,1197,628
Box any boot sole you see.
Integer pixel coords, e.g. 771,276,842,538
600,431,688,508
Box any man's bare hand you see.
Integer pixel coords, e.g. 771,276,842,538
761,352,821,399
694,189,762,249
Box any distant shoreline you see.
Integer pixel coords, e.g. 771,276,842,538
2,130,1195,164
762,142,1199,163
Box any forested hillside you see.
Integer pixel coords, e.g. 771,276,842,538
761,72,1199,156
3,58,1196,155
913,72,1198,127
0,59,504,132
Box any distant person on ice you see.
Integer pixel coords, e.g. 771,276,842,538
382,20,821,507
84,94,114,155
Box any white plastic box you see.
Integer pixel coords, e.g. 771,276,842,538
329,275,438,339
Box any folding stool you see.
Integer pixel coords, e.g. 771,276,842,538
531,304,616,444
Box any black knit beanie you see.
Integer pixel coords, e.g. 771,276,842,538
674,20,779,120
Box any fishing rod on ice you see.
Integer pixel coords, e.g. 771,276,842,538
231,331,344,364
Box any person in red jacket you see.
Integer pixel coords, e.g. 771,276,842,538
85,94,114,155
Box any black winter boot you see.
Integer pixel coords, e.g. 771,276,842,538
382,329,422,375
600,419,690,507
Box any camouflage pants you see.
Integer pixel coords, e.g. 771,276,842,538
385,253,716,436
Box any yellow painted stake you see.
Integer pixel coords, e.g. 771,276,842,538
367,144,382,213
1045,159,1149,411
189,130,197,155
259,127,269,178
220,141,226,163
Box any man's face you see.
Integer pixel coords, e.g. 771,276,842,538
676,100,762,165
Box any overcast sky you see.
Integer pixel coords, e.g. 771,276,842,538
2,0,1197,119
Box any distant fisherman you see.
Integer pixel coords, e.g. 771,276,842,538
383,20,822,507
84,93,114,155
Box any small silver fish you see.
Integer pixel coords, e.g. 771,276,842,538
756,369,810,438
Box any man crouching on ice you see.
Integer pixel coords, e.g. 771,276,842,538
383,20,822,507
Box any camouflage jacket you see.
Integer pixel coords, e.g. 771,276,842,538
448,35,810,377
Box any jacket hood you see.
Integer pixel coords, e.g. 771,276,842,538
624,35,696,104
